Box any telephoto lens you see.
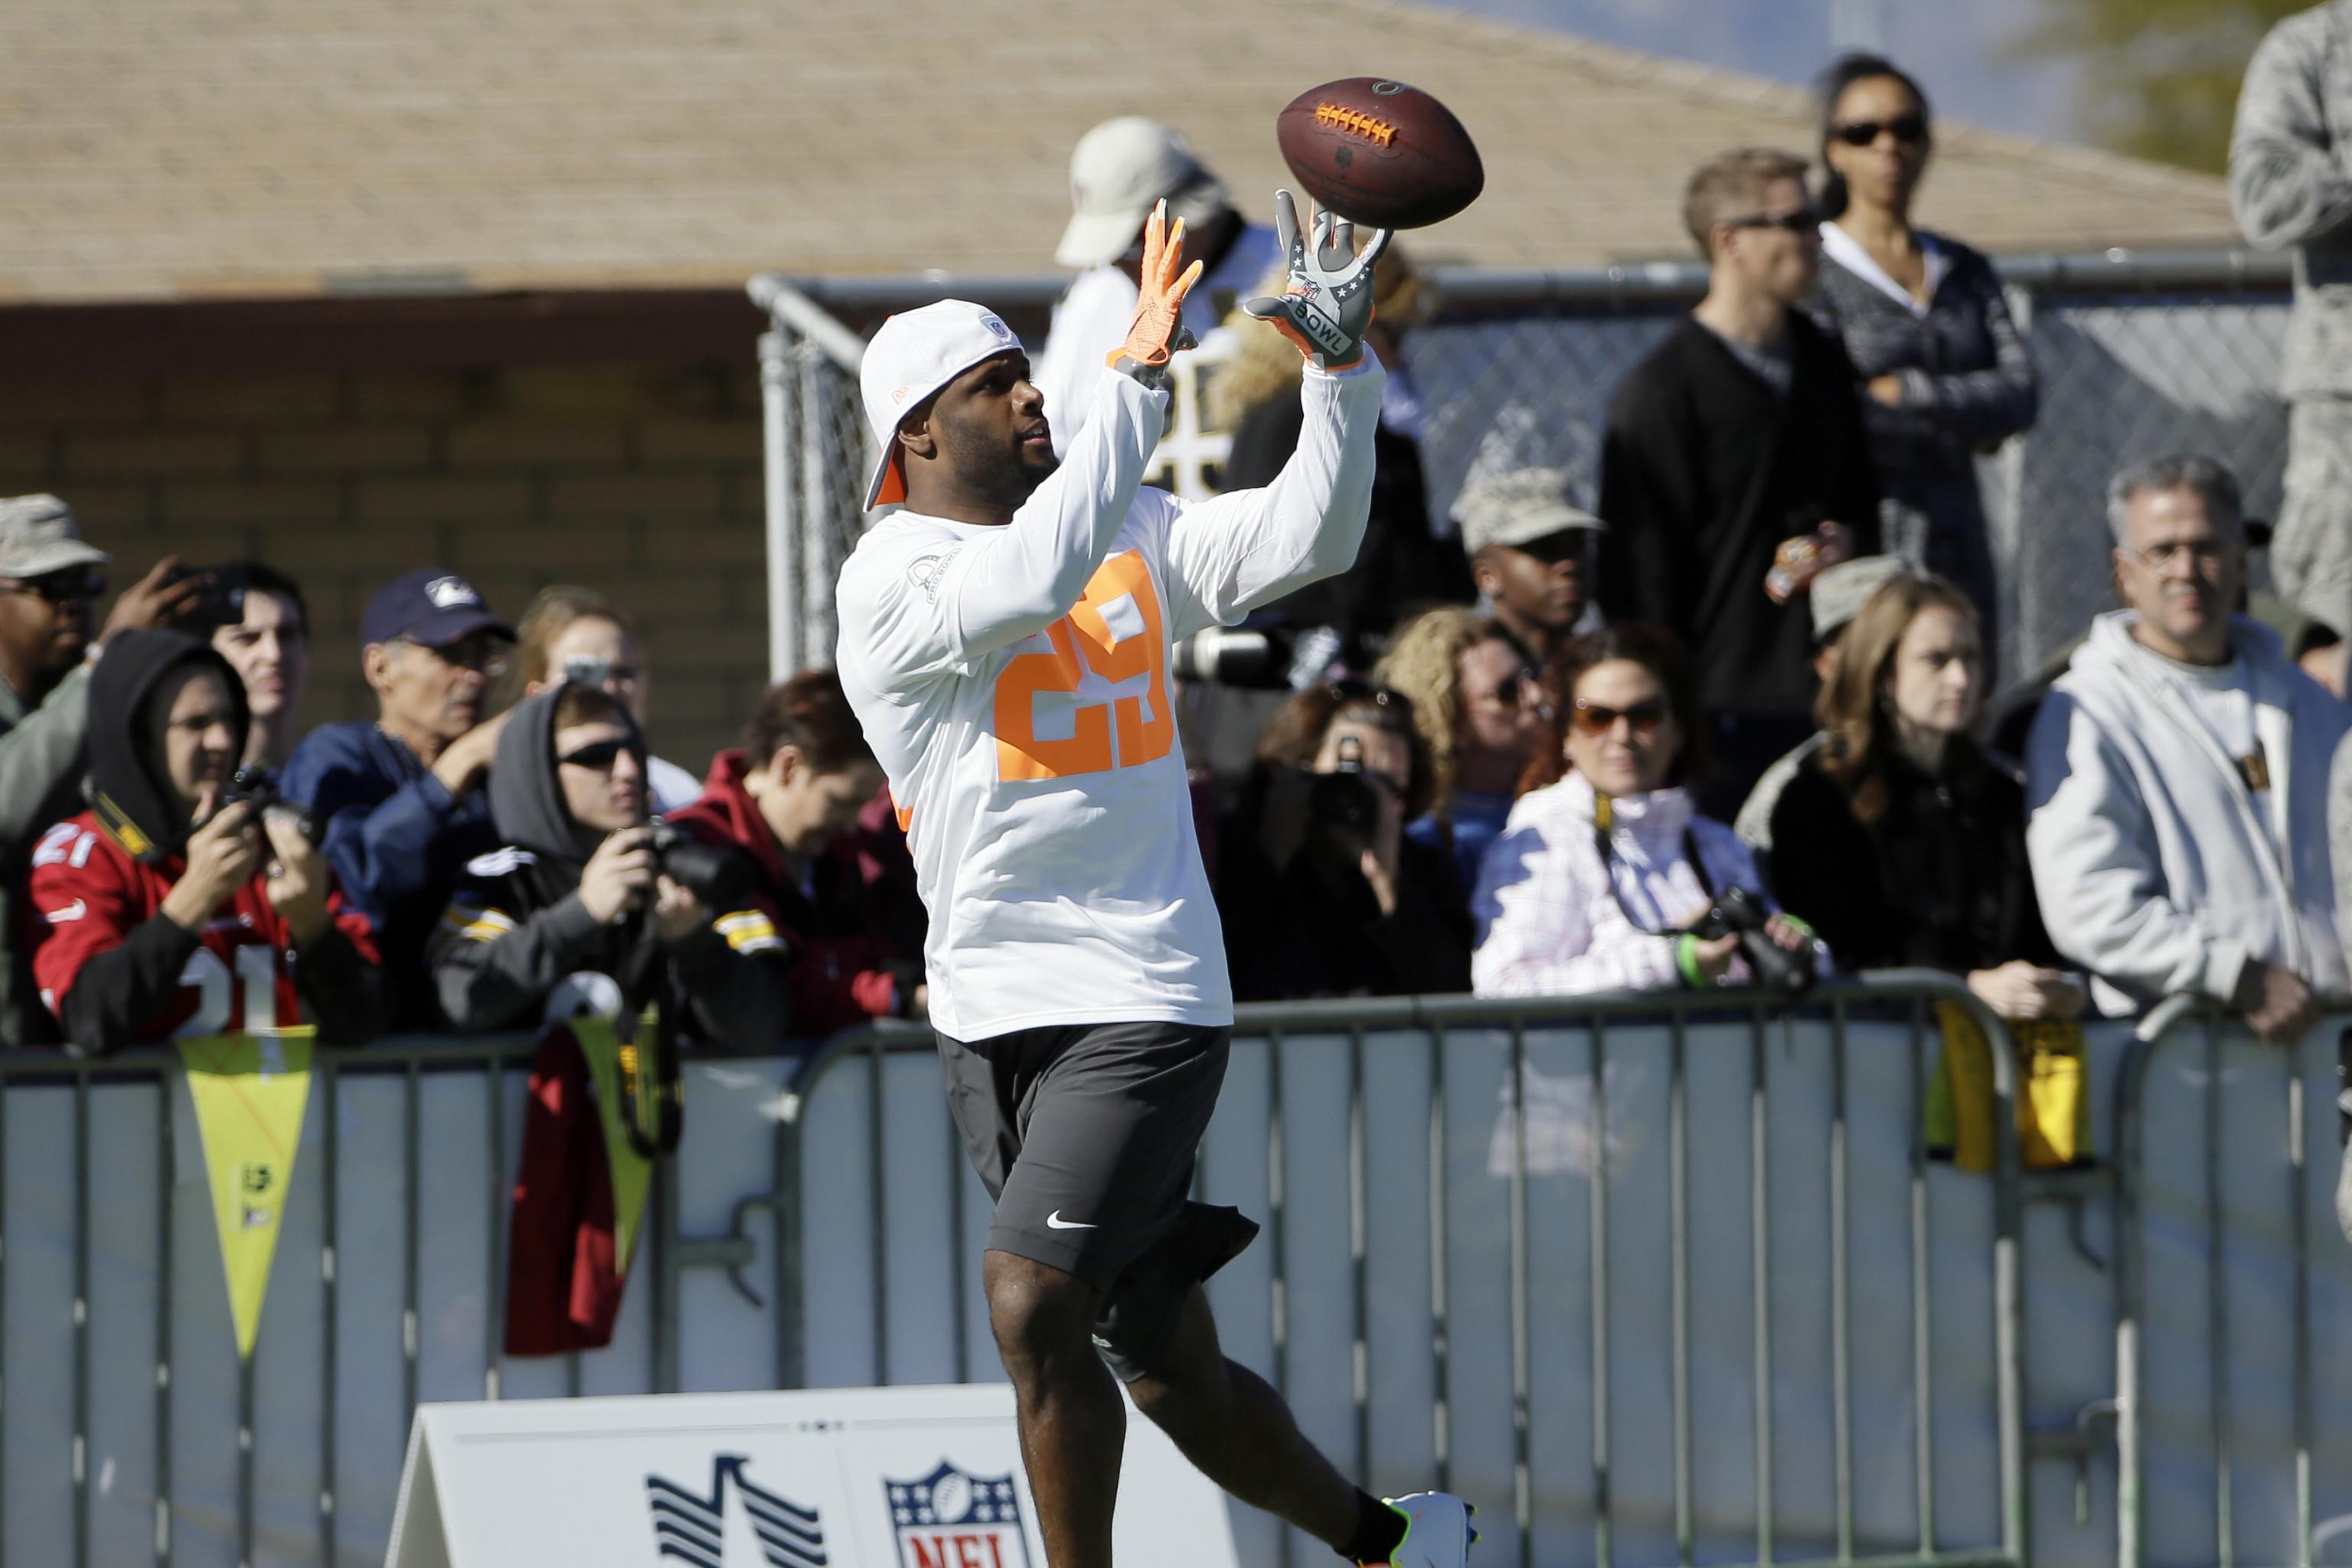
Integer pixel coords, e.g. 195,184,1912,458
1168,626,1294,689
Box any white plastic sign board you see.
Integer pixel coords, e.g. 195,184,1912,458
384,1381,1240,1568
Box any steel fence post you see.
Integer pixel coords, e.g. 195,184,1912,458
760,324,802,686
2112,991,2199,1568
795,345,838,672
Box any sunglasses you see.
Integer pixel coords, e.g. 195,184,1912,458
1832,114,1930,148
557,737,642,773
1516,529,1593,567
1570,697,1670,738
1488,669,1539,708
0,568,105,605
1726,208,1822,235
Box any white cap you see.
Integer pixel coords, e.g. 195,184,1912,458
861,300,1024,510
1809,554,1913,642
1055,117,1227,270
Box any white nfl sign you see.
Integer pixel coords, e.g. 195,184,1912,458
384,1383,1238,1568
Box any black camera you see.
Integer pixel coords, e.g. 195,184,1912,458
163,565,244,632
217,768,319,844
1305,735,1383,835
1689,885,1817,995
647,823,750,908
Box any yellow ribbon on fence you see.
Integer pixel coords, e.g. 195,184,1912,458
570,1014,656,1273
178,1029,315,1361
1926,1002,2089,1172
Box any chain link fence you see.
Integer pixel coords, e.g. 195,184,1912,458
750,252,2293,686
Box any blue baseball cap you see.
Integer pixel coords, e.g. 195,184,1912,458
359,567,514,650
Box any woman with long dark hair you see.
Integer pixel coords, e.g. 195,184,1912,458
1767,573,2085,1165
1808,54,2037,652
1471,625,1814,996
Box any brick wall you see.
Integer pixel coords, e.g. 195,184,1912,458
0,295,775,776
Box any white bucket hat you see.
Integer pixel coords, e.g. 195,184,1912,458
1055,117,1227,270
861,300,1024,510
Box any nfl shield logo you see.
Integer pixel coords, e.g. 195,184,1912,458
886,1460,1031,1568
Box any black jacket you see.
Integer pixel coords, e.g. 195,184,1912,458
1216,772,1473,1001
426,684,790,1049
1223,396,1472,662
1766,743,2060,975
1597,313,1880,710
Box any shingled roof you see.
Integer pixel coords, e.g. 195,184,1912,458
1,0,2243,305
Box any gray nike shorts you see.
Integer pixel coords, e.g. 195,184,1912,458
936,1019,1256,1380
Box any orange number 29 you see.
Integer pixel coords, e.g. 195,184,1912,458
995,550,1174,782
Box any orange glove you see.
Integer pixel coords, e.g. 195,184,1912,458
1106,199,1207,372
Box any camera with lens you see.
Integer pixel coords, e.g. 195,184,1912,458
646,822,751,907
217,767,319,844
1170,626,1296,690
1305,734,1383,836
1688,885,1816,995
163,565,246,632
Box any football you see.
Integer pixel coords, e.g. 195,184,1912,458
1275,77,1485,230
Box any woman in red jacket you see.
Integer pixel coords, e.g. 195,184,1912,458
665,669,927,1036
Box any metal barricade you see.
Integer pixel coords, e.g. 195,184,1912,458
30,980,2341,1567
776,973,2029,1568
0,1034,822,1568
2106,998,2351,1568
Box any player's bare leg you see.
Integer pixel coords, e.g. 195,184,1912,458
986,1250,1123,1568
1125,1285,1363,1546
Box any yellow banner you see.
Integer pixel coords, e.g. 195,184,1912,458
178,1030,315,1361
570,1016,655,1273
1928,1003,2089,1172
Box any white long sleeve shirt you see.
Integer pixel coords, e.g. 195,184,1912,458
836,352,1386,1040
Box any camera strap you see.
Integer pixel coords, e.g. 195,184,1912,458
1589,792,1713,937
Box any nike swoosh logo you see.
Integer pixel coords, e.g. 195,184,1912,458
1045,1211,1097,1230
41,900,86,924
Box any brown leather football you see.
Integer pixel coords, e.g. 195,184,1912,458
1276,77,1485,230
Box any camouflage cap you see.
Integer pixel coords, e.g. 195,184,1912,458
1452,468,1604,557
0,495,109,580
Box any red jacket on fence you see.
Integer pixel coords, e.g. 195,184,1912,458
664,751,924,1038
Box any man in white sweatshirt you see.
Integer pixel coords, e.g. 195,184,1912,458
2027,455,2349,1036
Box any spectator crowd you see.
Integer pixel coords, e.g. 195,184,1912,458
4,40,2352,1241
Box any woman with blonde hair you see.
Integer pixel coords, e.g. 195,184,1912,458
1374,606,1541,890
1217,244,1470,671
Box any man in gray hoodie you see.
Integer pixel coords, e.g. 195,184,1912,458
2233,2,2352,637
2027,456,2347,1037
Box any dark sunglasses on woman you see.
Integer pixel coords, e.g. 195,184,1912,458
1832,114,1930,148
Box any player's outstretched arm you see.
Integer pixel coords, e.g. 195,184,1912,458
1158,191,1389,630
